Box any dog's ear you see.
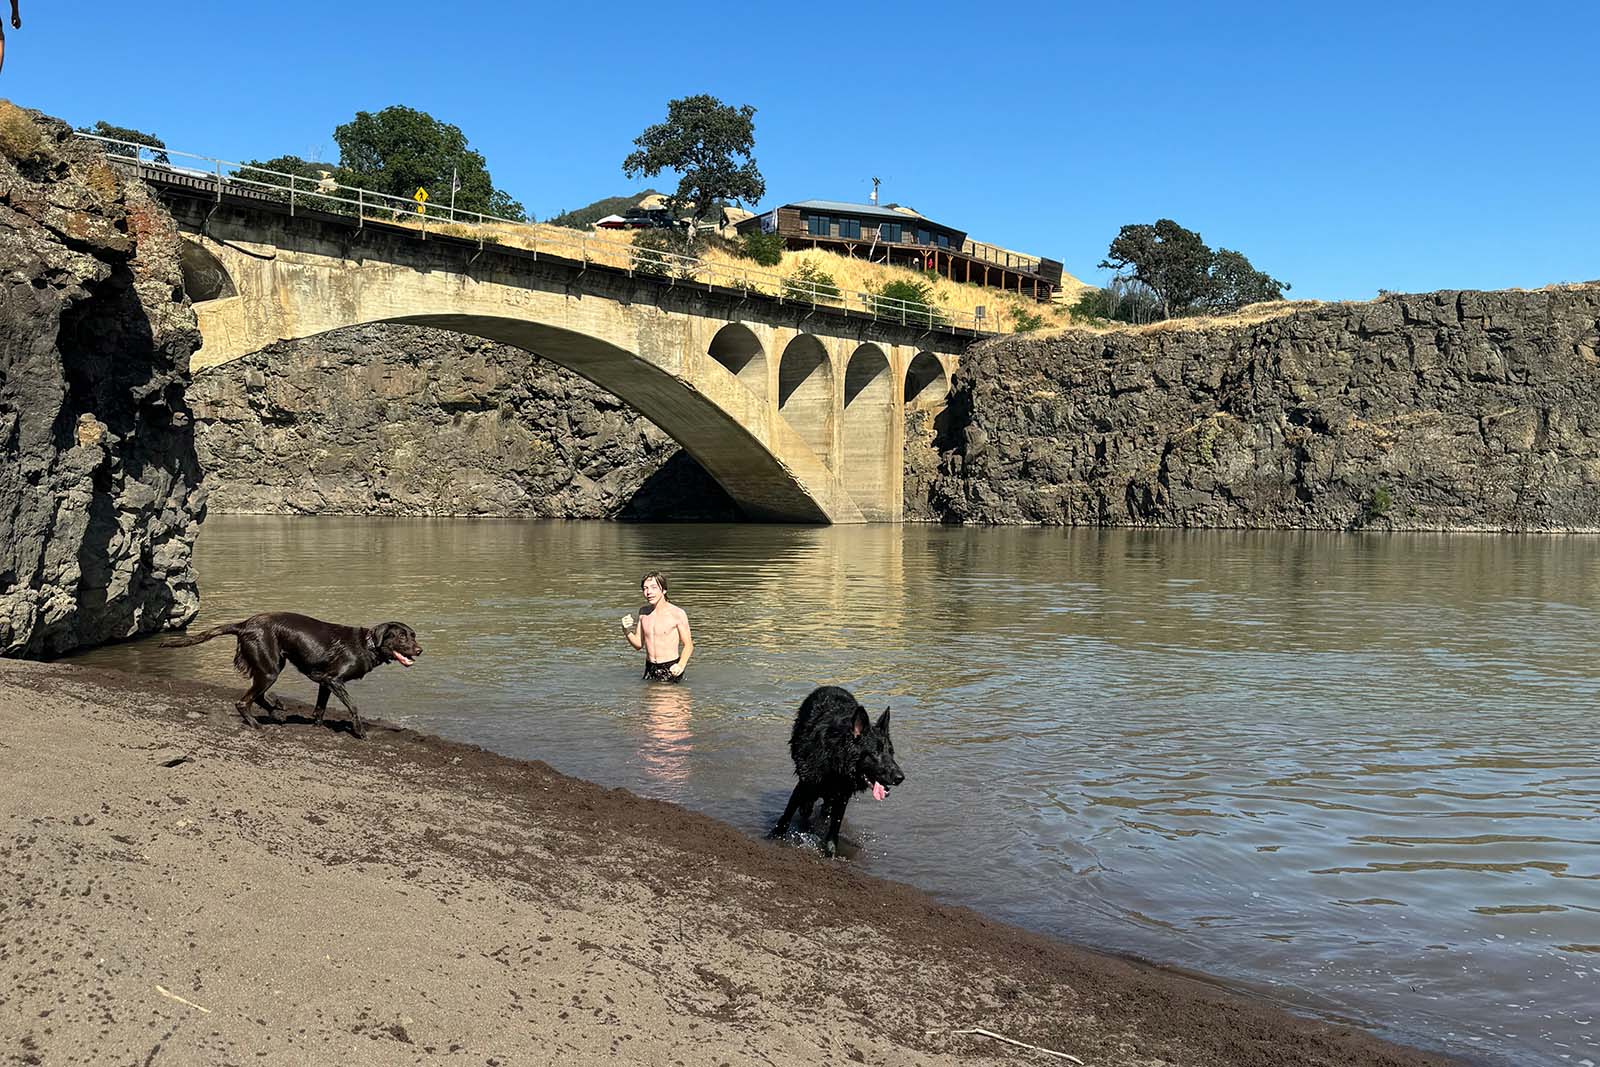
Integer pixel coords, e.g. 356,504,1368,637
852,706,870,737
367,623,392,650
877,707,891,732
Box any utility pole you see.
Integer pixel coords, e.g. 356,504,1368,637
449,166,458,222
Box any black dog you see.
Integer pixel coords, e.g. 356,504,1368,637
162,612,422,738
768,685,905,857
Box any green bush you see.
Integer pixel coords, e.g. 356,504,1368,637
740,230,784,266
1012,307,1047,333
1070,287,1117,321
1069,279,1162,325
869,278,947,327
1368,485,1394,519
782,261,841,302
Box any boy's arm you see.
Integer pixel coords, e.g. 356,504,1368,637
621,608,643,650
669,612,693,674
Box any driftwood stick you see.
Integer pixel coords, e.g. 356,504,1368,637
155,985,212,1014
929,1025,1085,1064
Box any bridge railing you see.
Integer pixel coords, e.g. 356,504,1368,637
77,133,999,336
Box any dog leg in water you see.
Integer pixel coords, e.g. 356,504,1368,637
769,782,816,839
821,792,851,857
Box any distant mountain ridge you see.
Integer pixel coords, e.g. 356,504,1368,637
547,191,663,231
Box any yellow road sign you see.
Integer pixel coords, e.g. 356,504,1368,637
413,187,429,202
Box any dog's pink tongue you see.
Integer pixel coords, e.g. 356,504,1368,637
872,782,887,802
392,652,414,667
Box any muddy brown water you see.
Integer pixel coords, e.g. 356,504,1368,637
73,517,1600,1066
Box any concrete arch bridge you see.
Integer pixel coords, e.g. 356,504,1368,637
145,172,975,523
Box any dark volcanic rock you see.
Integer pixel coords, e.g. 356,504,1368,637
928,286,1600,530
0,104,204,657
901,408,945,522
189,324,740,520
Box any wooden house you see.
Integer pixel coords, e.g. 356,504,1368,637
735,199,1064,302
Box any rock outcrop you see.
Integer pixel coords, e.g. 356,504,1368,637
928,286,1600,530
189,325,739,520
901,408,944,523
0,104,204,657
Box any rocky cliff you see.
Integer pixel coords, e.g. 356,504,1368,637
0,104,204,657
928,285,1600,530
190,325,738,520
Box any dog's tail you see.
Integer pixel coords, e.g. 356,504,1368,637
160,623,243,649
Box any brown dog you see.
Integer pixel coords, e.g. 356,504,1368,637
162,612,423,738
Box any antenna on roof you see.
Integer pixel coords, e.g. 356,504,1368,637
870,176,881,206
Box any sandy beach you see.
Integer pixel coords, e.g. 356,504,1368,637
0,658,1461,1067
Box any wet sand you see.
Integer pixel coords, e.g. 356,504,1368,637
0,658,1463,1067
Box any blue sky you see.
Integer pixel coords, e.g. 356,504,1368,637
5,0,1596,300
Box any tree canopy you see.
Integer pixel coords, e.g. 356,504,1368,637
80,120,168,164
622,95,765,228
333,106,525,220
1098,219,1288,318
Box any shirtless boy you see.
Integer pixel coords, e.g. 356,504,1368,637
621,571,693,682
0,2,21,76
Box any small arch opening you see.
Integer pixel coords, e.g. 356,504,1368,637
842,344,895,517
707,323,767,402
777,335,836,468
177,239,237,301
904,352,949,408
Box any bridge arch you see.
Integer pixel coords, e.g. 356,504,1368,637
155,201,966,523
177,238,236,301
707,323,767,404
777,335,837,471
382,313,845,522
842,344,896,520
904,351,950,408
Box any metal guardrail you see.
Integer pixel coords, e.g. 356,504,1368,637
77,134,997,335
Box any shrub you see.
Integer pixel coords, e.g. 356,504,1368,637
782,260,841,302
1012,306,1047,333
1070,287,1117,321
698,231,743,257
740,230,784,266
1069,279,1162,325
868,278,947,327
0,102,44,161
631,227,698,280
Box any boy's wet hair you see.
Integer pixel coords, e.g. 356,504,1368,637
641,571,668,593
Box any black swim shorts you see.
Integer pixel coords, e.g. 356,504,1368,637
643,658,682,683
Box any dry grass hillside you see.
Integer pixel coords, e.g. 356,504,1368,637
276,206,1600,341
385,211,1090,334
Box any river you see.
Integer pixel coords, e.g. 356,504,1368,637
72,517,1600,1065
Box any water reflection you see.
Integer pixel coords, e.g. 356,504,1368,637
638,679,695,790
69,518,1600,1067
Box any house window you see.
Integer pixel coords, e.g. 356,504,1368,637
839,218,861,239
879,222,902,242
917,228,931,245
937,234,950,248
807,215,830,236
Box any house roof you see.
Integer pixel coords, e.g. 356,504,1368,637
785,199,956,228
